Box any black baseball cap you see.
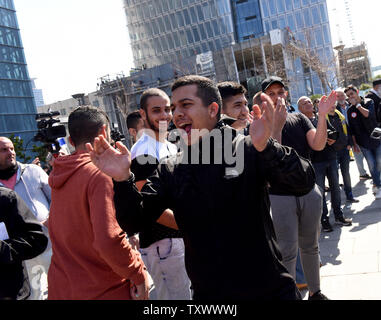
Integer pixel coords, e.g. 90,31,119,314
261,76,285,92
373,79,381,87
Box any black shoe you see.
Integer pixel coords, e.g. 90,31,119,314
360,174,372,180
335,216,352,226
322,220,333,232
308,291,329,300
346,197,359,203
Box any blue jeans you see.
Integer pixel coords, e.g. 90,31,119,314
313,158,342,221
295,250,306,285
337,149,354,199
354,150,367,176
360,144,381,188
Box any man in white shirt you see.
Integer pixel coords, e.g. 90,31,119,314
129,88,191,300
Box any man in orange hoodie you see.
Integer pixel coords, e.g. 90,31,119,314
47,105,149,300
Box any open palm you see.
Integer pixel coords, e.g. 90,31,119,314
86,135,132,182
249,93,275,152
317,91,337,116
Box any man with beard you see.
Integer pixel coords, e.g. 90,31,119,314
129,88,191,300
86,75,316,300
0,136,51,300
345,85,381,199
336,89,372,180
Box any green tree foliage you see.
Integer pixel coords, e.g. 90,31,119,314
359,83,372,91
7,134,48,164
310,94,323,101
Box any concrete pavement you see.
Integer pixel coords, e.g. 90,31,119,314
302,160,381,300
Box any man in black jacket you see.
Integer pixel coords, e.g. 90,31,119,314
0,187,48,300
345,85,381,199
86,75,316,300
366,79,381,127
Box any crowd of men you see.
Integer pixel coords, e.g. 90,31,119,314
0,74,380,301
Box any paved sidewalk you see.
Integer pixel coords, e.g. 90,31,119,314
308,160,381,300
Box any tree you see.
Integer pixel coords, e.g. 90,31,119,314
285,29,337,95
359,83,372,91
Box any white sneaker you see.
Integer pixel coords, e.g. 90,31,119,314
376,188,381,200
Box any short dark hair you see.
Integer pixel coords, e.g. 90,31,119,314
344,85,358,94
217,81,247,104
68,106,109,146
140,88,168,111
171,75,222,119
126,110,142,130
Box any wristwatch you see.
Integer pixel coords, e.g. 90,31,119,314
356,103,362,109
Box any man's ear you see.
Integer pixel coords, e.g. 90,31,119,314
139,108,147,121
99,124,108,139
285,91,289,98
128,128,136,137
68,136,75,147
208,102,219,119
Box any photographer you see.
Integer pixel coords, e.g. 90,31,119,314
345,85,381,200
298,97,352,232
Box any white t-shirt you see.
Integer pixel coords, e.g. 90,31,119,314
131,132,177,161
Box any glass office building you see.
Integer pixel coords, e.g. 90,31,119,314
124,0,235,68
0,0,37,153
259,0,335,96
231,0,264,42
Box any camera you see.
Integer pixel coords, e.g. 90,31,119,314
371,127,381,140
34,111,67,153
110,129,125,143
327,129,339,141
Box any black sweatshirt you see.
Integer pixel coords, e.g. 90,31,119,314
0,187,48,300
113,123,315,300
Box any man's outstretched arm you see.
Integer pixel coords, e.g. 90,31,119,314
86,137,177,233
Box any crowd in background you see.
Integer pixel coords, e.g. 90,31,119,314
0,74,380,301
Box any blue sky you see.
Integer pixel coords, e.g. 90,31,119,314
14,0,381,105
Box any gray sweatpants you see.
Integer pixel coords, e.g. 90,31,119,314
270,184,323,294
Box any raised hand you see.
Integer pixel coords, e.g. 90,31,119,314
85,135,132,182
317,91,337,116
249,93,275,152
272,97,287,142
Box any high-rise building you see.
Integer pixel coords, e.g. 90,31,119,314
31,78,45,107
231,0,264,42
123,0,235,69
259,0,335,96
327,0,356,48
0,0,37,153
120,0,335,105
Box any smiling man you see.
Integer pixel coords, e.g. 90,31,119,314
217,81,250,130
87,75,316,300
129,88,191,300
